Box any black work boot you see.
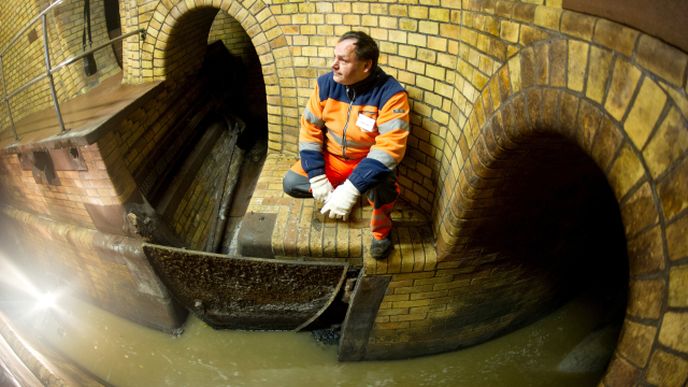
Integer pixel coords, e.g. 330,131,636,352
370,236,393,260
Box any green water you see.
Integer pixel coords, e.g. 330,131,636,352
3,292,616,387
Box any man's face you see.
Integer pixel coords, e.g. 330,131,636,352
331,39,372,85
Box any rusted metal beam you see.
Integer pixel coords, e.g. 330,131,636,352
338,271,391,361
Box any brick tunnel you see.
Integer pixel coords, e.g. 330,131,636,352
1,0,687,385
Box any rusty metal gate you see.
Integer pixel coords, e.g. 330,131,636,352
143,244,349,331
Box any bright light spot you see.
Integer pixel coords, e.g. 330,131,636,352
36,292,58,310
0,253,66,316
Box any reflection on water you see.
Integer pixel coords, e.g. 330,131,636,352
1,291,616,387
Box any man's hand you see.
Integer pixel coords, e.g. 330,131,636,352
309,174,334,202
320,180,360,221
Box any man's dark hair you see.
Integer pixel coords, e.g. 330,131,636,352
339,31,379,68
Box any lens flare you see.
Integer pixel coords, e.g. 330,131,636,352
36,292,58,310
0,252,64,315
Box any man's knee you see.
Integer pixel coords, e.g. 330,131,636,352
367,172,398,205
283,170,312,198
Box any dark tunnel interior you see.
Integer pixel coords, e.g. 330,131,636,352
462,133,629,359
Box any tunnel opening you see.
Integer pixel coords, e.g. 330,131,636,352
147,39,269,254
136,8,268,255
462,133,629,374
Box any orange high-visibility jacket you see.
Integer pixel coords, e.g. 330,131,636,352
299,67,410,193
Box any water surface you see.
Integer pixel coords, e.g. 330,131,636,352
2,292,614,387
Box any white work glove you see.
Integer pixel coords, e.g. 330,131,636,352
309,174,334,203
320,179,360,221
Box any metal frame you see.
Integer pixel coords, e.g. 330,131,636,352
0,0,145,141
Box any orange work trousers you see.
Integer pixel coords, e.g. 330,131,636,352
287,153,398,240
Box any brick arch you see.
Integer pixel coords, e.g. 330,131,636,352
128,0,298,152
436,37,688,384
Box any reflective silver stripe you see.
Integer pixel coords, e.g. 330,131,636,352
299,141,322,152
303,107,325,127
327,131,375,148
378,118,410,135
368,149,397,169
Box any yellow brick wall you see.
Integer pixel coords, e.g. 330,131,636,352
0,1,47,133
354,3,686,380
208,11,253,58
0,0,686,382
116,0,683,380
0,0,119,134
123,0,688,215
118,81,202,174
168,130,236,250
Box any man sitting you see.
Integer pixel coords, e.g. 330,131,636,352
283,31,410,260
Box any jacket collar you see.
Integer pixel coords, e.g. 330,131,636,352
345,66,388,100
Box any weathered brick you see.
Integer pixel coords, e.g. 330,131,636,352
620,183,659,237
548,39,567,88
643,108,688,178
499,20,519,43
669,264,688,308
666,215,688,261
519,25,550,46
399,18,418,32
585,46,613,104
519,47,536,89
512,2,536,23
575,99,601,149
393,299,432,308
636,34,688,88
658,311,688,353
624,77,667,150
604,59,642,121
628,278,664,319
392,271,436,281
561,11,596,40
608,143,646,201
617,320,656,367
593,19,638,57
603,356,641,386
384,293,411,302
567,40,588,92
394,284,433,295
533,5,561,30
657,157,688,221
389,313,427,322
627,226,665,276
374,321,409,330
376,308,410,317
646,350,688,386
509,56,521,93
533,43,550,86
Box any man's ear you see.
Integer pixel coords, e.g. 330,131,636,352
363,59,373,73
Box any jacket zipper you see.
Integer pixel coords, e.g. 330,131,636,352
342,87,356,159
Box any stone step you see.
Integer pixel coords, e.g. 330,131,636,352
237,154,433,266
